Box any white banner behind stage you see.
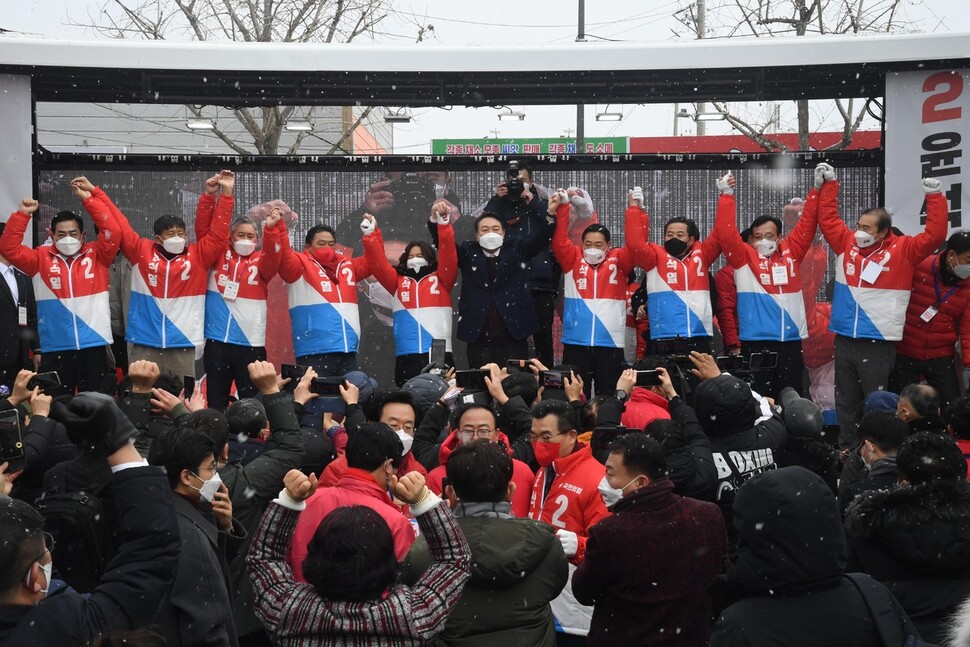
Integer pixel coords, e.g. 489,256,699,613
886,68,968,235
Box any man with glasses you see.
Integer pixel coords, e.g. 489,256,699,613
0,392,180,643
423,403,535,517
527,399,609,645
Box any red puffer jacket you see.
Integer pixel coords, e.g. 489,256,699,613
896,253,970,366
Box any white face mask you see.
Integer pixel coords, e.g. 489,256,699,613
434,183,447,199
522,182,531,193
951,255,970,280
55,236,82,257
162,236,187,255
583,247,607,265
855,230,876,249
406,257,429,271
193,470,223,503
395,429,413,455
479,232,504,251
597,475,641,508
754,239,778,256
233,239,257,256
39,561,52,595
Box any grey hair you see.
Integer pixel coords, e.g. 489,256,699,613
230,216,260,240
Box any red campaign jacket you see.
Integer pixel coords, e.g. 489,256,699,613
554,204,640,349
287,467,417,581
819,181,948,341
362,223,458,356
897,254,970,366
625,205,727,340
620,388,672,432
319,451,428,488
196,193,286,346
425,430,534,518
0,196,119,352
528,443,610,565
96,186,230,348
714,265,741,351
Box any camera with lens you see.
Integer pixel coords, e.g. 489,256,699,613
387,173,437,212
505,160,525,201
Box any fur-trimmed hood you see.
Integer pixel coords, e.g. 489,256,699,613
845,479,970,573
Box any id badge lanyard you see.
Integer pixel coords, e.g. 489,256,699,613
922,259,957,322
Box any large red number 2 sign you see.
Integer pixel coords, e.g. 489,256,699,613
922,71,963,124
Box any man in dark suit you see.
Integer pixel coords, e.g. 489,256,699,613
432,192,559,368
0,223,38,389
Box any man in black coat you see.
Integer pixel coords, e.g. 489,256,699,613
845,431,970,644
690,358,787,547
431,193,558,368
0,392,180,644
0,229,38,389
710,466,921,646
839,410,907,515
483,162,556,367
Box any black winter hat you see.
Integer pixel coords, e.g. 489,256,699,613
51,392,139,455
693,375,759,435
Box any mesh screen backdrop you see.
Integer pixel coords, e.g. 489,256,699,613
36,164,881,386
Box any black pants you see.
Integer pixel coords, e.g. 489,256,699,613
204,339,267,411
395,352,455,387
741,339,805,400
834,335,896,449
40,346,109,394
111,335,129,374
531,289,557,368
891,353,961,411
466,340,529,369
297,352,359,378
562,344,625,398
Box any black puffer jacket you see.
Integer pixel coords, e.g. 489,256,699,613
710,467,919,647
693,375,787,544
845,478,970,644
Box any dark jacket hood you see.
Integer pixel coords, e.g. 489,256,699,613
845,478,970,573
693,375,759,436
728,466,846,595
457,515,558,589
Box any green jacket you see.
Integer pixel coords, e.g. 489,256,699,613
402,502,568,647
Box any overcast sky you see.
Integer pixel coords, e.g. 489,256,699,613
3,0,968,152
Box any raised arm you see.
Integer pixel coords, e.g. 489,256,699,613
551,200,578,271
623,188,658,271
520,192,559,261
814,164,851,252
906,179,949,263
361,225,400,295
0,201,43,276
257,211,285,282
196,173,234,268
434,212,458,292
194,174,221,240
89,184,143,263
784,194,820,263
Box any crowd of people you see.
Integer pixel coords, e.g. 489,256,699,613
0,161,969,646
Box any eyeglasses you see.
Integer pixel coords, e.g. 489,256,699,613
459,427,494,440
529,431,564,444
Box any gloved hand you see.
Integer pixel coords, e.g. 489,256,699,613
716,172,735,195
630,186,645,206
360,214,376,235
814,163,836,188
430,201,451,225
923,177,943,194
51,392,138,455
566,187,594,220
555,528,578,558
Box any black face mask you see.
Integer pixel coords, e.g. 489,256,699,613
664,238,689,257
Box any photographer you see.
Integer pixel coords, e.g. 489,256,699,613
483,162,557,367
0,393,180,644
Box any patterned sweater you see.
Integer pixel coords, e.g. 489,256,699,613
247,500,470,646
